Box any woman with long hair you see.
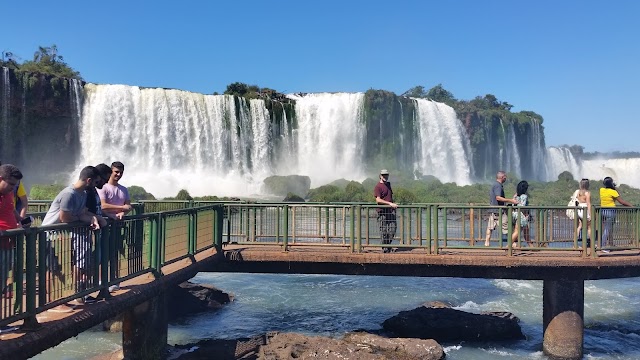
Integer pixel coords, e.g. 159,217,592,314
576,179,592,241
600,177,633,252
511,180,530,247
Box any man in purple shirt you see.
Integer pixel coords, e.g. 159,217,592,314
374,169,398,253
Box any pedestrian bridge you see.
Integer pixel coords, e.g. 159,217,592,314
1,201,640,360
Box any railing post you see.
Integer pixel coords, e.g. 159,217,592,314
433,205,439,255
98,226,111,298
355,205,362,253
215,205,224,251
507,206,513,256
469,207,475,245
13,233,24,316
442,206,448,248
37,232,47,307
324,207,330,243
349,205,355,252
23,230,39,329
282,205,289,251
188,209,196,255
417,207,423,248
425,205,432,254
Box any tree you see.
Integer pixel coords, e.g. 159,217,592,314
425,84,456,104
17,44,82,79
401,85,427,98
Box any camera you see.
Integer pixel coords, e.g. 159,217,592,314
20,216,32,225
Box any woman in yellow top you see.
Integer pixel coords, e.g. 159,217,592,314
600,177,633,252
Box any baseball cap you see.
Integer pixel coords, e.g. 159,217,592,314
380,169,389,175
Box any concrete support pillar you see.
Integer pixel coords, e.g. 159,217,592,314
122,294,168,360
543,279,584,360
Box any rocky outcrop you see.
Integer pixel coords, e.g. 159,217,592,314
383,302,525,342
174,332,445,360
166,281,234,321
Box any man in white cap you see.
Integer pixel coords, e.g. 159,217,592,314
374,169,398,253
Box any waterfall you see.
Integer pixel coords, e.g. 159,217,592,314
287,93,366,186
69,79,83,122
413,98,473,185
507,124,521,178
1,67,10,157
499,120,506,175
530,119,547,179
546,147,581,181
278,105,294,171
79,84,274,197
581,158,640,189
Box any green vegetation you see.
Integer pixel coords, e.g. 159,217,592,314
1,45,82,79
128,185,156,202
283,192,305,202
29,184,66,200
306,171,640,206
263,175,311,197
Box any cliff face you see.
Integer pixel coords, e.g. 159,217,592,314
362,89,546,181
0,68,81,184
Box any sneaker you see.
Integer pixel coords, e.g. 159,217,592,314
83,295,97,304
382,248,390,253
108,284,121,292
601,249,610,253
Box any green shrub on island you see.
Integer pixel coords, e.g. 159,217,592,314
283,193,305,202
29,184,66,200
263,175,311,197
128,185,156,202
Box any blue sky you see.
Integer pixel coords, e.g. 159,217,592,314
2,0,639,153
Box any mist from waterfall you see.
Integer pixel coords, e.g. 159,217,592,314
413,98,473,185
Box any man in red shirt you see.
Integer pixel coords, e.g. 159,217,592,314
0,164,26,299
374,169,398,253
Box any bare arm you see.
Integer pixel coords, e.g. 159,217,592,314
100,199,131,213
615,196,633,207
375,196,398,209
496,196,518,204
18,195,28,218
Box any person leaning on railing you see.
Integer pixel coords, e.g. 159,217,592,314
374,169,398,253
599,177,633,253
0,164,30,299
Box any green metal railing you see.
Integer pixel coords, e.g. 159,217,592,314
0,204,224,328
3,200,638,329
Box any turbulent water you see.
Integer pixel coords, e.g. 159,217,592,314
33,274,640,360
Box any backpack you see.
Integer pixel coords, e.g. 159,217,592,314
565,190,579,220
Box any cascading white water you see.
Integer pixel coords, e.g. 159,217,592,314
581,158,640,189
287,93,366,186
413,98,473,185
530,119,547,179
1,67,10,156
506,124,521,178
69,79,83,122
79,84,274,197
546,147,581,181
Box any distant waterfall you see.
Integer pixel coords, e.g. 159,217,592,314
288,93,366,186
1,67,10,157
413,98,473,185
546,147,581,181
506,124,522,178
530,119,547,179
80,84,274,197
581,158,640,189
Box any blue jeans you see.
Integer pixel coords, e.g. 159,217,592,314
601,208,616,248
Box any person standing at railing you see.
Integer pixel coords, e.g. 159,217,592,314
85,163,112,295
600,177,633,253
374,169,398,253
0,161,28,220
0,164,28,300
575,179,592,244
511,180,530,247
41,166,104,312
484,171,519,247
97,161,133,291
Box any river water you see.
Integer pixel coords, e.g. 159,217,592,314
33,272,640,359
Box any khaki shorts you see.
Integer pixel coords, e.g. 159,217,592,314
487,213,509,235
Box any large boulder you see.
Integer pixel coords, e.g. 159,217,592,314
263,175,311,197
166,281,233,321
383,303,525,342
